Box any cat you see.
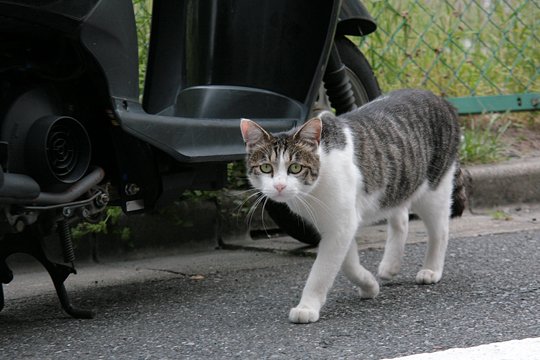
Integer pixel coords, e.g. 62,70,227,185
240,89,466,323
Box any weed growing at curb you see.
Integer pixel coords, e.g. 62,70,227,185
460,114,511,164
490,209,513,221
72,206,131,241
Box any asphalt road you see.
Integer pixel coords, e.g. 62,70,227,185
0,230,539,359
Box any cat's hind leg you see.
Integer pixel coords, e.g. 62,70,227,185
341,239,379,298
377,207,409,280
412,164,455,284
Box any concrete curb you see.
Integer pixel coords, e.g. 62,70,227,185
69,157,540,260
464,157,540,209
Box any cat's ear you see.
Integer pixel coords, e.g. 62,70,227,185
294,117,322,145
240,118,271,148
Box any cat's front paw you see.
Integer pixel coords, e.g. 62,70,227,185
289,305,319,324
358,279,380,299
415,269,442,284
378,261,401,280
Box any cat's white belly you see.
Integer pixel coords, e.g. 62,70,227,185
356,180,430,226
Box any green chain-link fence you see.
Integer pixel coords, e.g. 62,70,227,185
358,0,539,114
134,0,539,115
133,0,152,93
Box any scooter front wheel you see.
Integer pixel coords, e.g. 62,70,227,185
315,36,381,114
265,37,381,246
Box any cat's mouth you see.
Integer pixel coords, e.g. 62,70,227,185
271,195,288,203
266,190,294,203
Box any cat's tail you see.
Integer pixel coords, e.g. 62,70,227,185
451,162,468,218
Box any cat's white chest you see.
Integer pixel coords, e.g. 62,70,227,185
288,128,363,231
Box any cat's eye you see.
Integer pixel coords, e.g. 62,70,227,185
288,163,303,174
259,163,273,174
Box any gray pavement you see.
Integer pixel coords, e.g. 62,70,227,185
1,157,540,359
1,228,538,359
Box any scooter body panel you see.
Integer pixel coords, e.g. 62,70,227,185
136,0,341,162
0,0,376,203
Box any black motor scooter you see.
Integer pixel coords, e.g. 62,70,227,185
0,0,380,318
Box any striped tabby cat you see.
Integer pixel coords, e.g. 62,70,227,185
240,89,465,323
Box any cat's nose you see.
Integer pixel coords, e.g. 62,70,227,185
274,183,287,193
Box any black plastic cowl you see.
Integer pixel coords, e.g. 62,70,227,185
25,115,91,191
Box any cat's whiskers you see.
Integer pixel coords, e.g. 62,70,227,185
297,191,332,217
233,189,261,221
235,189,260,210
293,196,322,235
234,188,259,196
245,194,280,238
289,198,310,233
259,196,271,237
246,193,266,228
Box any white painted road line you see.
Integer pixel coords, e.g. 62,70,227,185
383,337,540,360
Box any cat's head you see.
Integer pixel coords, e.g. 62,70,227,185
240,118,322,203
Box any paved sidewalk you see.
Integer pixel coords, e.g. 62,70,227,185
100,157,540,259
221,203,540,254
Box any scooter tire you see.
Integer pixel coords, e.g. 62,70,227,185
333,36,382,106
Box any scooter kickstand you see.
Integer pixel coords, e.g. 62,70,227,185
0,229,95,319
43,261,95,319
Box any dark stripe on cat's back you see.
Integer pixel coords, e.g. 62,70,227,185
337,89,460,208
319,113,347,152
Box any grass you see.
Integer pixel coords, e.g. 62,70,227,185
356,0,539,97
490,209,513,221
460,113,511,164
133,0,152,95
72,206,131,241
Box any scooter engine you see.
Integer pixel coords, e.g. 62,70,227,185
26,115,91,190
1,87,91,192
0,86,105,234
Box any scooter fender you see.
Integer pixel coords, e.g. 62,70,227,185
338,0,377,36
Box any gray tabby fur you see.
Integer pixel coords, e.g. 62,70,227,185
320,89,461,208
